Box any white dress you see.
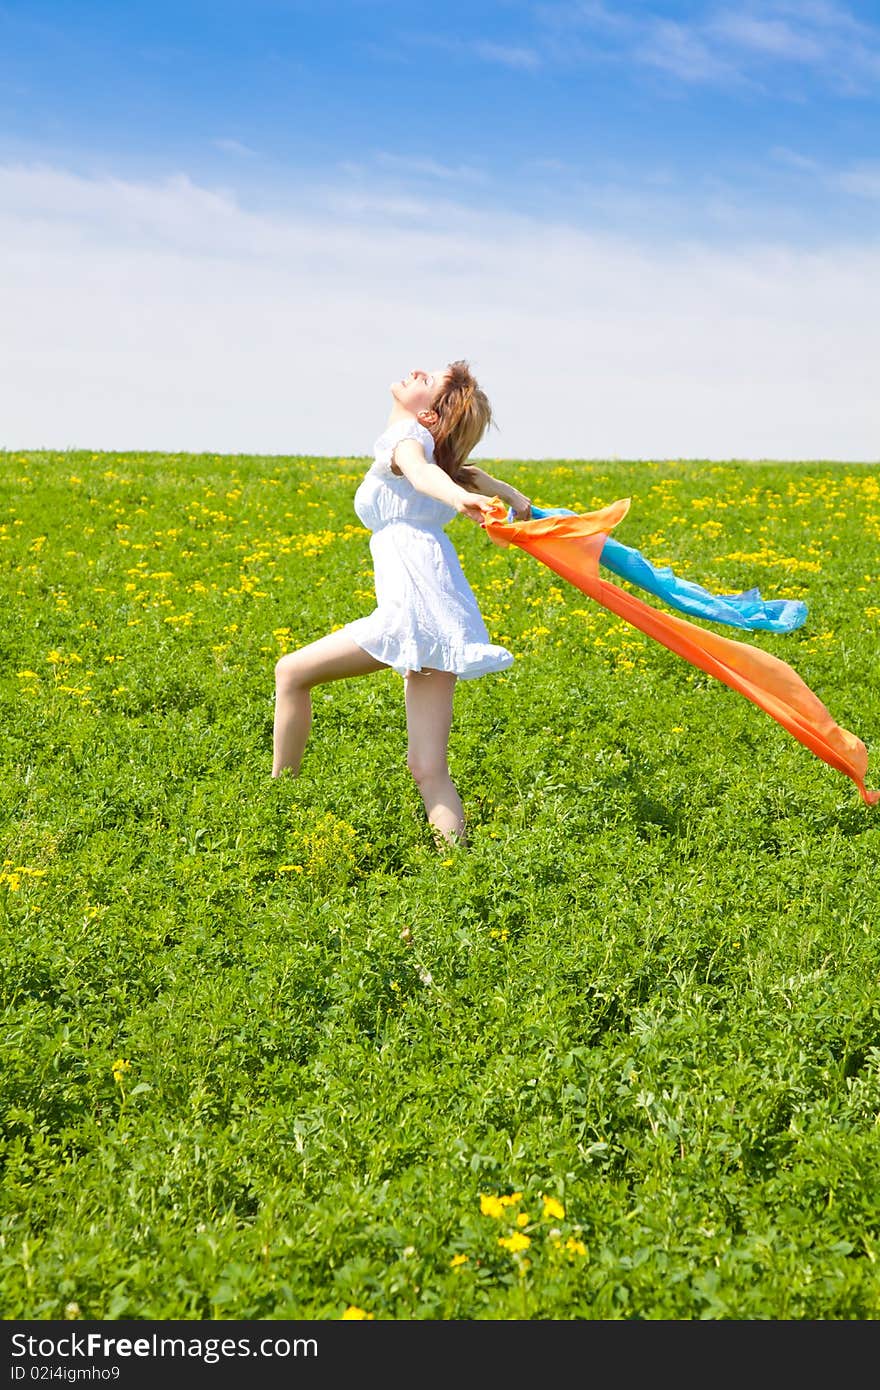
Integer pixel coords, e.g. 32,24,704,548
343,418,514,679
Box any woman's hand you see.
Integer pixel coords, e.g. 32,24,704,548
459,466,531,521
507,489,532,520
455,490,497,524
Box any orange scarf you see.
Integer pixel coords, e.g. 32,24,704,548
482,499,878,806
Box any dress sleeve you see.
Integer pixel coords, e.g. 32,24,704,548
374,419,436,474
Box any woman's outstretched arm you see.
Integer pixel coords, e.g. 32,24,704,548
459,465,531,519
393,439,496,523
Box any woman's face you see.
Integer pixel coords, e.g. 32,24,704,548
390,366,450,416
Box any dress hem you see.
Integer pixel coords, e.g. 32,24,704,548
344,619,514,681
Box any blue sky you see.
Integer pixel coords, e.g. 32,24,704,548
2,1,879,458
4,0,880,239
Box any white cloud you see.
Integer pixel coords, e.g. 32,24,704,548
470,41,542,70
537,0,880,90
0,161,878,462
636,19,742,83
708,12,825,62
770,145,820,171
837,161,880,199
213,138,258,158
373,152,486,183
769,0,874,43
769,148,880,203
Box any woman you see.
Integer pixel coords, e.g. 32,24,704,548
272,360,530,845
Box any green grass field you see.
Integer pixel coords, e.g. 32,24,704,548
2,448,879,1320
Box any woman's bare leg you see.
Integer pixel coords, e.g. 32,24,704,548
273,631,386,777
404,669,465,846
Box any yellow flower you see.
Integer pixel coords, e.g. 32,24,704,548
542,1195,566,1221
341,1306,373,1320
516,1212,530,1228
498,1231,531,1253
480,1194,505,1219
449,1254,468,1268
565,1237,587,1257
111,1058,131,1085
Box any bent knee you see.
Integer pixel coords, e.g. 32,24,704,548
275,651,312,691
406,749,448,786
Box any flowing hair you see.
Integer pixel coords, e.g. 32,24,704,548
430,360,494,483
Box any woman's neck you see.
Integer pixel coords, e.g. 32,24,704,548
386,402,418,427
385,405,438,445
